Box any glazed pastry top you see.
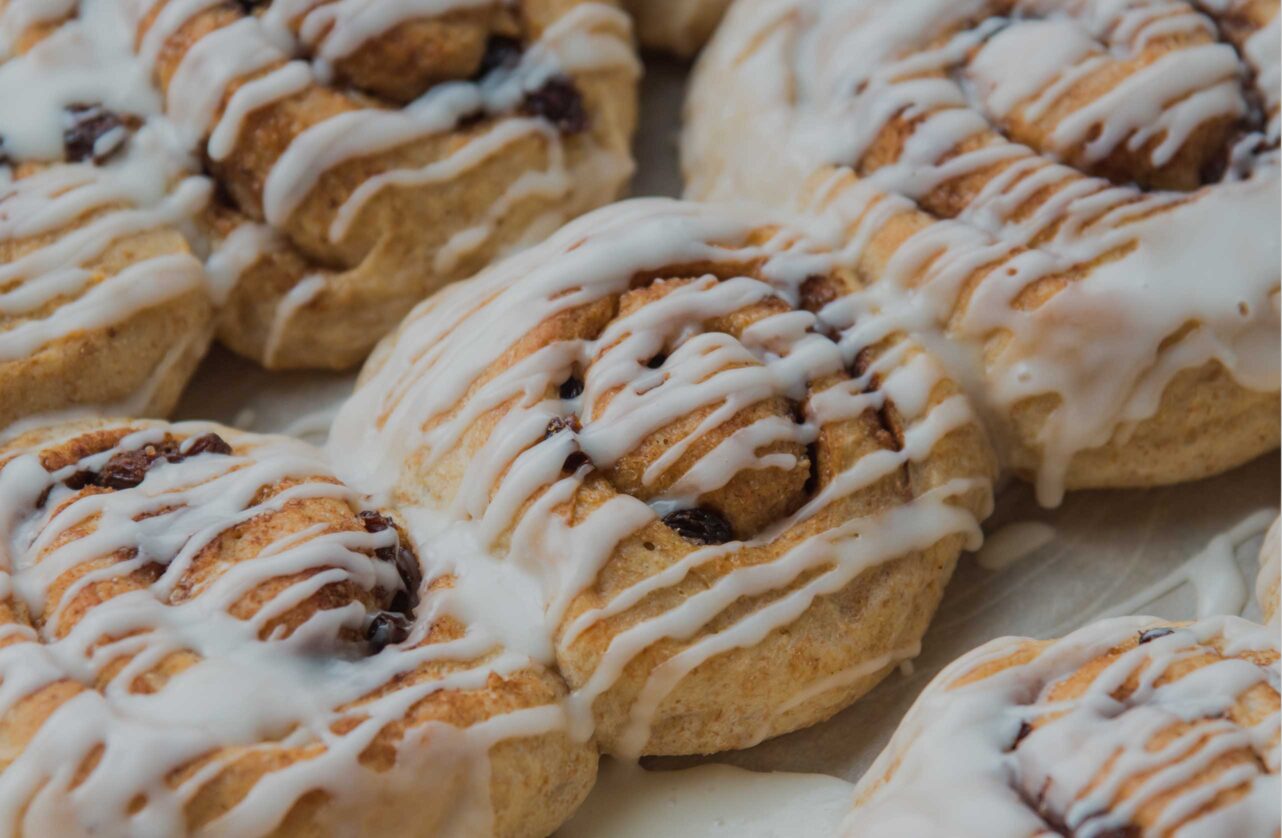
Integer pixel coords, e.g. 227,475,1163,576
845,615,1280,837
0,0,211,412
684,0,1282,504
0,0,639,373
0,420,578,835
331,197,996,755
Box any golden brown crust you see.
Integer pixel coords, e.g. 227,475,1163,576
0,169,214,433
684,0,1282,500
344,206,997,757
135,0,638,370
0,419,596,837
804,169,1281,494
0,12,216,434
849,617,1281,837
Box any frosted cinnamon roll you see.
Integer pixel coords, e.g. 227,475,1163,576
684,0,1281,504
129,0,639,369
0,419,595,836
846,616,1281,837
330,199,996,757
0,1,214,433
1259,514,1279,624
625,0,731,55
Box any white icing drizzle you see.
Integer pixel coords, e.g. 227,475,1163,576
263,273,326,367
975,520,1057,571
0,420,570,835
1257,513,1280,625
0,164,206,343
0,0,158,158
0,144,210,353
125,0,637,237
0,0,217,425
684,0,1282,506
844,615,1280,836
282,0,497,69
277,404,342,447
1099,508,1278,620
0,0,77,56
0,0,640,383
111,0,639,348
329,198,993,757
201,220,282,306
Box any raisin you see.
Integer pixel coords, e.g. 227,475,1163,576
183,433,232,458
662,507,733,545
359,510,392,533
63,470,97,490
544,416,582,439
457,109,487,130
63,104,140,164
476,35,523,79
364,513,421,614
562,451,590,473
521,77,587,134
155,440,183,462
559,375,584,399
391,546,422,610
1138,626,1175,644
1011,721,1033,750
366,611,412,653
646,353,667,369
97,449,155,490
389,589,414,618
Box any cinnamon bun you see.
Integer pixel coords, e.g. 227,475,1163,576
846,615,1280,836
0,419,596,836
0,1,214,432
330,199,997,757
128,0,640,370
684,0,1281,504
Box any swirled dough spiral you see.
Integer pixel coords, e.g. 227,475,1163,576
846,615,1280,837
330,198,997,757
684,0,1282,504
128,0,638,371
0,419,596,836
0,1,214,433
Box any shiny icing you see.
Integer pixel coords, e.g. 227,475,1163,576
683,0,1282,505
845,614,1280,836
329,198,994,757
0,421,569,835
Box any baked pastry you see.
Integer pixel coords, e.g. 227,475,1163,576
0,5,214,433
684,0,1282,505
625,0,731,55
1260,514,1280,624
846,615,1280,836
126,0,639,369
0,418,595,836
330,199,997,757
